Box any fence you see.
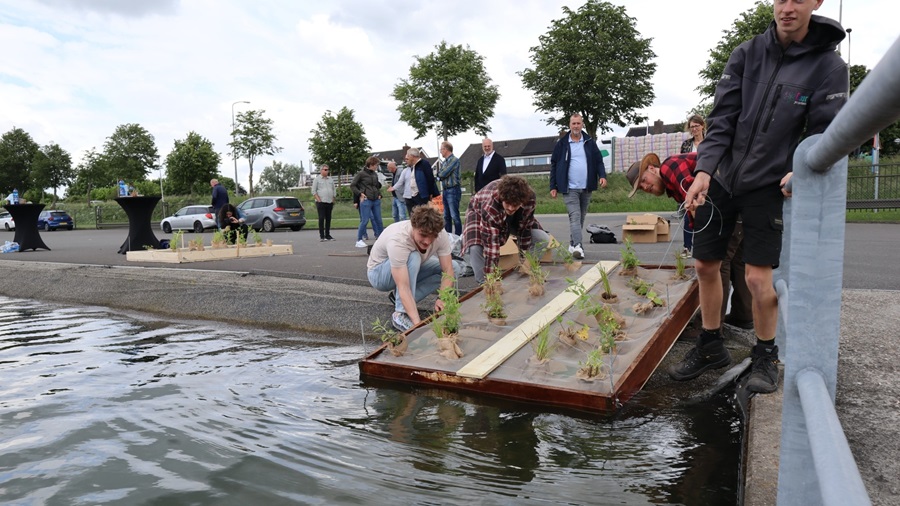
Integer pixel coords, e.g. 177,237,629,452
846,163,900,209
774,34,900,505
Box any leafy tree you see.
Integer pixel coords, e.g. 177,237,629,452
697,0,772,100
849,64,900,157
519,0,655,139
165,131,222,196
32,143,74,206
103,123,160,183
258,161,303,192
393,41,500,140
0,127,40,193
229,109,282,195
308,107,370,179
69,148,109,199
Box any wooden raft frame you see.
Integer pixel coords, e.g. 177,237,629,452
126,244,293,263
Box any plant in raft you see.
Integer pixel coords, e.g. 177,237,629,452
627,276,654,297
433,274,463,359
557,316,580,346
521,248,548,296
189,236,205,251
482,289,507,324
170,230,184,251
211,230,227,248
372,316,408,356
597,319,620,354
673,250,689,280
252,230,263,246
577,348,608,381
483,264,504,297
595,304,626,330
597,264,618,303
554,242,581,272
567,278,604,320
619,237,640,275
530,324,556,363
237,228,248,246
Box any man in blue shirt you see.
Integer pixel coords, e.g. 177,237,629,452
549,114,607,259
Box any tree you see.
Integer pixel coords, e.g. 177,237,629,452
230,109,282,195
849,64,900,157
258,161,303,192
308,107,370,180
165,132,222,196
69,148,109,200
697,0,772,100
32,143,74,205
0,127,40,193
103,123,160,183
393,41,500,140
519,0,655,139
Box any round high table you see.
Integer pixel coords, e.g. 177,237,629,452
3,203,50,251
116,196,162,254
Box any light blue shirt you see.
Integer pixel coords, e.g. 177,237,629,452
567,134,587,190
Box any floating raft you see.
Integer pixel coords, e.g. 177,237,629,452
359,262,698,412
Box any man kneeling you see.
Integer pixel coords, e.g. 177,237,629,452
367,205,455,332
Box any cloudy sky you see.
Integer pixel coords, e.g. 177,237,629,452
1,0,894,190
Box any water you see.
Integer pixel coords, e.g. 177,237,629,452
0,296,740,505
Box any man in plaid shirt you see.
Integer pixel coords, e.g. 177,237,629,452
463,176,550,284
626,152,696,204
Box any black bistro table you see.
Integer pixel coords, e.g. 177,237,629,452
115,196,161,254
3,203,50,251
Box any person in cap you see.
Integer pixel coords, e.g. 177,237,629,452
627,152,753,331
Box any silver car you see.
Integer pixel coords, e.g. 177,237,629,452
160,205,217,234
0,211,14,231
237,196,306,232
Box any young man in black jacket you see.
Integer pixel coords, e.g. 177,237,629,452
672,0,848,393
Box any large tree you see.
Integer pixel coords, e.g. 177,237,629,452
103,123,160,183
393,41,500,140
308,107,370,179
849,64,900,157
696,0,772,101
165,131,222,196
258,161,303,192
519,0,655,139
0,127,40,193
32,142,74,205
230,109,282,195
69,148,109,200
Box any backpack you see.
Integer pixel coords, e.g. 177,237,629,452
586,224,617,244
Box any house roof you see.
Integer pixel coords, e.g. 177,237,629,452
459,135,563,173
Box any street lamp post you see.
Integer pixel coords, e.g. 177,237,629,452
231,100,250,195
846,28,852,67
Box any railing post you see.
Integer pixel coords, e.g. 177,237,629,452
776,135,849,504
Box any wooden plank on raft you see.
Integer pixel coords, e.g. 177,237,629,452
456,260,619,379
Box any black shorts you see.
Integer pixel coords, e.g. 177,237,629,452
692,179,784,267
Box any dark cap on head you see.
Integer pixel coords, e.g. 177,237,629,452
627,153,661,198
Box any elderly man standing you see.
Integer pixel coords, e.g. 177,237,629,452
549,113,607,260
367,206,455,332
210,178,229,228
463,176,550,284
402,147,439,214
474,138,506,193
386,161,407,222
437,141,462,235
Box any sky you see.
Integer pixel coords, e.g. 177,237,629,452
1,0,895,191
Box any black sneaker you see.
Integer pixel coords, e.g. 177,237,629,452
746,345,780,393
668,338,731,381
325,236,335,241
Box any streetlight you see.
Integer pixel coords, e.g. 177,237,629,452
846,28,852,67
232,100,250,195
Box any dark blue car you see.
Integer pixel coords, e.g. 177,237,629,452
37,210,75,231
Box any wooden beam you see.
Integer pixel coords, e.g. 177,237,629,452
456,260,619,379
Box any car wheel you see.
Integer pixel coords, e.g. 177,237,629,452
290,225,302,231
67,225,74,230
4,224,9,231
48,227,56,232
262,218,275,233
193,221,204,234
162,222,172,234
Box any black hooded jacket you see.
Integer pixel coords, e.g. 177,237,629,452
696,15,849,195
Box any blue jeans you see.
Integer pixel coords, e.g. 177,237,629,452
357,199,384,240
367,252,444,313
442,186,462,235
467,229,551,284
563,189,591,246
683,212,693,250
392,196,407,222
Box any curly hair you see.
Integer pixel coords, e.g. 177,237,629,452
409,205,444,238
496,175,533,206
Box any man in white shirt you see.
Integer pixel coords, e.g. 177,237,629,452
367,205,455,332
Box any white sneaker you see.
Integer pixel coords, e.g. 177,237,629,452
573,244,584,260
355,240,367,248
567,244,576,255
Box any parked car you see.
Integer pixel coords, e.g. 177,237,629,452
237,196,306,232
0,211,13,231
160,205,216,234
37,210,74,231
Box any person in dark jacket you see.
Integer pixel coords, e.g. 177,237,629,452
549,113,607,260
474,138,507,193
673,2,849,394
210,179,229,228
403,148,439,214
351,156,384,248
218,203,249,244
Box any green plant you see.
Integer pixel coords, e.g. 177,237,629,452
484,264,504,296
566,278,603,317
252,230,263,245
170,230,184,251
212,230,226,245
675,249,686,277
580,348,606,378
597,264,614,297
645,289,665,307
372,317,402,346
237,228,248,245
530,325,556,361
627,276,654,297
598,319,619,354
482,292,507,319
620,237,640,271
554,242,576,265
433,274,461,337
522,248,548,284
189,237,204,250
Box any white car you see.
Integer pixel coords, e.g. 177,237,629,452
160,205,217,234
0,211,14,231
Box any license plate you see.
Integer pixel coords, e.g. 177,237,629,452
289,212,299,217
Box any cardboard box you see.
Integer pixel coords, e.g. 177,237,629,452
498,234,557,270
622,214,670,243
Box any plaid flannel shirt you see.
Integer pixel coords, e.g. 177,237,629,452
660,152,697,204
463,179,538,276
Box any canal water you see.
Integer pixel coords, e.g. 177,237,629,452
0,296,740,505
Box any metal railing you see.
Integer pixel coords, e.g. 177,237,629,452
773,34,900,506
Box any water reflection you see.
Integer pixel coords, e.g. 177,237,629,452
0,296,739,505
